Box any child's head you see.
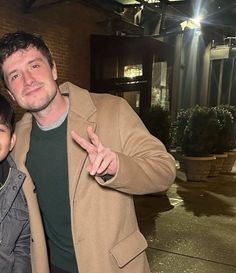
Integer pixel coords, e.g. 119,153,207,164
0,94,15,134
0,94,16,162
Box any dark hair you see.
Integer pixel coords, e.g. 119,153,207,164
0,94,15,135
0,31,54,82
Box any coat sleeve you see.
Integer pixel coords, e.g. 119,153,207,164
96,98,176,195
13,220,32,273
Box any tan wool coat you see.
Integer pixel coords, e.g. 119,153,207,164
12,82,176,273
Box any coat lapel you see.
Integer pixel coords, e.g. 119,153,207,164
60,82,97,202
13,113,36,196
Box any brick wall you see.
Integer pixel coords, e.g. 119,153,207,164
0,0,113,120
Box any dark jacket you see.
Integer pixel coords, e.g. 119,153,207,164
0,155,31,273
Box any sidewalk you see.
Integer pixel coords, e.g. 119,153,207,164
134,165,236,273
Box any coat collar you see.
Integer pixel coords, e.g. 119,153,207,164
0,156,26,223
60,82,96,120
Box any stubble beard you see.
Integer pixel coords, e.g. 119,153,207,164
26,89,58,113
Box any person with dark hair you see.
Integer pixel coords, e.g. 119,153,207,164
0,31,176,273
0,94,31,273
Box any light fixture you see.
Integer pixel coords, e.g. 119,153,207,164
180,16,201,31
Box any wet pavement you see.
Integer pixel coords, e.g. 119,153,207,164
134,164,236,273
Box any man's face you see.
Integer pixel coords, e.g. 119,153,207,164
2,46,58,112
0,123,15,162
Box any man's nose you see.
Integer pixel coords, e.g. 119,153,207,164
23,71,34,85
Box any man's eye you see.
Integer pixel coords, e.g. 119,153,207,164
11,74,18,81
32,64,40,69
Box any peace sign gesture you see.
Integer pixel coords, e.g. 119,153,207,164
71,127,118,177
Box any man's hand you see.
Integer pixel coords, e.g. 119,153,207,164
71,127,118,177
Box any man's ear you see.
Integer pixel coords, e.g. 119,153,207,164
10,133,16,151
52,61,58,81
7,90,16,101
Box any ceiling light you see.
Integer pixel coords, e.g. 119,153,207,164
180,17,201,31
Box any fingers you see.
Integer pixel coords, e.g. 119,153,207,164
89,148,114,176
87,126,100,147
71,128,118,177
71,130,96,154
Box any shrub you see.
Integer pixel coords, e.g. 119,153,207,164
212,106,234,153
218,105,236,151
176,105,219,156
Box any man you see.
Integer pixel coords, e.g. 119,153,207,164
0,31,176,273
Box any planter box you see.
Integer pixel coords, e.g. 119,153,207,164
208,153,228,177
182,156,216,182
221,151,236,174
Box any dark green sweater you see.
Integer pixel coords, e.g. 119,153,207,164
26,118,78,273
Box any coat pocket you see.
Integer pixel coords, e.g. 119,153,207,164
110,230,148,268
